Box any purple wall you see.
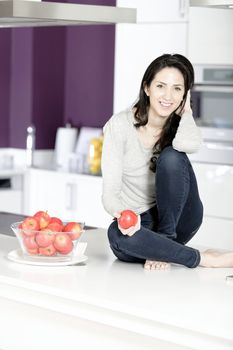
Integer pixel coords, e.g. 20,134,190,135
9,29,34,148
0,29,11,147
32,27,66,149
64,25,115,129
0,0,115,149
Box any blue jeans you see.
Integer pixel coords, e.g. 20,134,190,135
107,146,203,268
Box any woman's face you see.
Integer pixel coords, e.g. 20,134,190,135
144,67,185,119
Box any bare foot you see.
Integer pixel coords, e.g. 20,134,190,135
200,249,233,268
144,260,171,270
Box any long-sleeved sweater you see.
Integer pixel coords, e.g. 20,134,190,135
101,109,202,217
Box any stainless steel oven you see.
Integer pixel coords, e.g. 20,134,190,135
191,65,233,129
189,65,233,165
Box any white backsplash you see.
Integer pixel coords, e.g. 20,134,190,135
0,148,54,171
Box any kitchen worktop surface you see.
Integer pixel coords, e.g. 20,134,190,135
0,168,25,178
0,225,233,350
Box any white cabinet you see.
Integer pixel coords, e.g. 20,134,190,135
117,0,189,23
114,1,189,113
114,22,188,113
191,216,233,250
70,175,112,229
24,169,76,220
190,162,233,250
0,189,22,214
0,173,24,214
23,169,112,228
188,8,233,65
192,163,233,220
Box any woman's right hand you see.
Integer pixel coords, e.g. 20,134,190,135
177,90,192,116
114,212,141,237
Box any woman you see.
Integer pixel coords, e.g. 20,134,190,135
101,53,233,270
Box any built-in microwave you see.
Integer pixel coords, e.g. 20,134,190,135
191,65,233,129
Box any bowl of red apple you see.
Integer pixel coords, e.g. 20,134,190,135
11,210,85,260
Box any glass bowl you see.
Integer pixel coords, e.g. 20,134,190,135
11,221,85,260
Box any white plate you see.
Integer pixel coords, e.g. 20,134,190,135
7,245,88,267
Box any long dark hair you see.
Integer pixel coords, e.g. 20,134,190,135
133,54,194,172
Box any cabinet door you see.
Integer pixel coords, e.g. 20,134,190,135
192,163,233,220
23,169,78,221
0,190,22,214
24,169,112,228
188,8,233,64
117,0,189,23
0,174,23,214
190,216,233,250
75,175,112,228
114,22,187,113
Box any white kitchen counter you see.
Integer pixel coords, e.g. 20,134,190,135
0,168,25,178
0,230,232,350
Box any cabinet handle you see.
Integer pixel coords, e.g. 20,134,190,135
179,0,186,18
205,142,233,151
193,85,233,93
65,183,77,211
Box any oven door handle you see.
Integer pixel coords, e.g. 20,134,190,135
193,85,233,93
205,141,233,151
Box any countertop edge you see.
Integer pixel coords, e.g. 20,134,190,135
0,273,232,350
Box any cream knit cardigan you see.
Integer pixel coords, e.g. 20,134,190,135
101,109,202,217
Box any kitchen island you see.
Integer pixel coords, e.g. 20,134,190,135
0,222,233,350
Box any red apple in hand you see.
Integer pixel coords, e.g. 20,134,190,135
118,210,138,229
63,222,82,240
54,233,73,254
35,228,55,248
21,216,40,236
34,211,50,229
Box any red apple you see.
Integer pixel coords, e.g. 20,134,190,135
23,235,38,250
63,222,82,240
39,244,56,256
49,217,63,226
118,210,138,229
54,233,73,254
34,211,50,229
26,247,39,255
35,228,55,248
21,216,40,236
47,222,63,232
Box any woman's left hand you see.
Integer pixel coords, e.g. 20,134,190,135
118,215,141,237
